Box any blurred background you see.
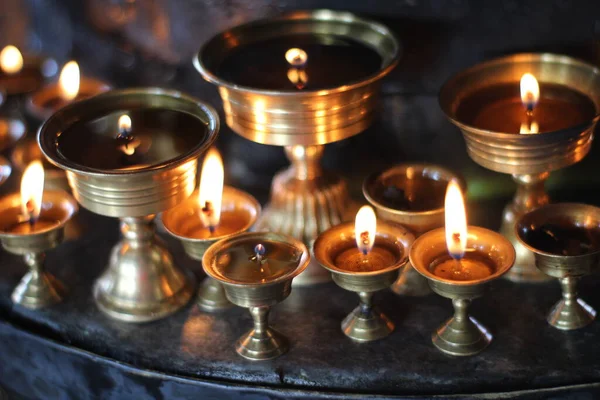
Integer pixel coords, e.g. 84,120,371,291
3,0,600,225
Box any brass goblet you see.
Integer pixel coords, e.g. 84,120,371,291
0,191,77,308
410,227,515,356
195,10,400,285
363,163,463,296
39,88,219,322
202,232,310,360
162,186,261,312
313,221,413,341
440,53,600,283
516,203,600,330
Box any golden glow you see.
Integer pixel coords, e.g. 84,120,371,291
118,114,132,134
59,61,80,101
445,180,467,259
520,73,540,111
285,48,308,66
355,205,377,255
198,147,224,231
20,161,44,222
0,45,23,75
519,121,539,134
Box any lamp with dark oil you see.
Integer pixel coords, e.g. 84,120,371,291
522,222,600,256
215,240,302,283
215,34,382,91
455,83,596,133
55,108,207,170
372,174,447,212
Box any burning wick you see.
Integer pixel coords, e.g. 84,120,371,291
26,199,36,228
201,201,216,234
359,231,371,256
116,114,140,156
520,73,540,117
285,48,308,90
250,243,267,265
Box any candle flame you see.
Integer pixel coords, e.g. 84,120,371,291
20,161,44,223
0,45,23,75
285,48,308,66
59,61,80,101
520,73,540,112
118,114,132,135
445,180,467,259
355,205,377,255
198,147,224,232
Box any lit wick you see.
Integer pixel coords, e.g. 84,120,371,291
250,243,267,264
355,205,377,256
20,160,45,233
26,199,36,228
285,48,308,90
201,201,216,234
520,73,540,117
359,231,371,256
116,114,140,156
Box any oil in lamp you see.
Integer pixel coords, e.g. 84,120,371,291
0,45,50,95
363,163,464,296
313,206,414,341
195,10,400,285
516,203,600,330
38,88,219,322
0,161,78,308
27,60,110,121
440,54,600,283
410,181,515,356
162,147,261,312
202,232,310,360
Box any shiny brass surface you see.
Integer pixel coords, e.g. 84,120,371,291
410,227,515,356
203,232,310,360
162,186,261,312
500,173,552,282
196,10,399,286
363,163,463,296
0,156,11,187
440,53,600,283
39,88,220,322
0,190,77,308
26,78,110,121
516,203,600,330
313,221,413,341
195,9,400,146
11,138,69,191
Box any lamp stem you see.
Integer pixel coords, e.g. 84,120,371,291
249,306,271,336
452,298,471,322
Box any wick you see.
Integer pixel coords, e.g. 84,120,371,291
26,199,37,228
250,244,267,265
201,201,216,234
360,231,370,256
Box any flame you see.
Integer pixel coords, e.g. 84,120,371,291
444,180,467,259
355,205,377,255
285,48,308,66
118,114,132,135
519,121,539,134
0,45,23,75
59,61,80,101
20,161,44,222
198,147,224,231
520,73,540,112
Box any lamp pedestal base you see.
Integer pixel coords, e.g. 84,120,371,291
432,298,492,356
548,277,596,330
501,173,552,283
94,216,195,323
342,292,394,342
11,253,65,309
197,277,232,312
255,145,352,286
236,306,288,360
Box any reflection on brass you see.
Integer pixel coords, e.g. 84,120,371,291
410,227,515,356
364,163,464,296
195,10,400,285
313,221,413,342
39,88,219,322
203,232,310,360
516,203,600,330
440,53,600,283
0,191,77,308
162,186,261,312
